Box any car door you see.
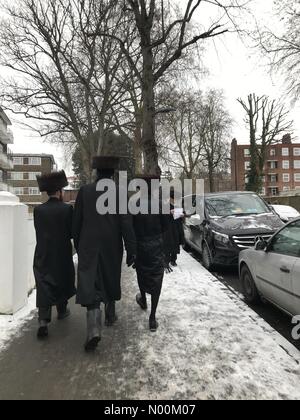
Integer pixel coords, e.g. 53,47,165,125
291,259,300,316
255,223,299,315
184,195,204,250
289,220,300,315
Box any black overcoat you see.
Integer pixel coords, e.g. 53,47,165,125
163,203,185,260
33,198,76,308
73,183,136,306
133,199,170,295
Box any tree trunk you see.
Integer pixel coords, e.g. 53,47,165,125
134,113,143,173
208,166,215,193
141,46,160,175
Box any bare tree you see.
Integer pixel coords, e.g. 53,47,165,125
157,87,232,187
238,93,293,193
257,0,300,101
91,0,250,175
198,89,232,192
0,0,129,180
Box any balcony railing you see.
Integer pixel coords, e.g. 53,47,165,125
0,151,14,170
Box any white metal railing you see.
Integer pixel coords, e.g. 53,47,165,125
0,151,13,170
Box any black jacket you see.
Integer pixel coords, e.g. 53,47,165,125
73,182,136,306
33,198,76,308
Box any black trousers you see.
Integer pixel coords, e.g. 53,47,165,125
38,301,68,323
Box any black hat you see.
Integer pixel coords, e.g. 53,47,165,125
37,170,68,193
92,156,120,170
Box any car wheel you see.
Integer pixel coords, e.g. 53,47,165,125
183,240,191,252
241,265,261,304
202,242,214,271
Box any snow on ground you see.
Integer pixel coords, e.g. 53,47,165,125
0,291,36,352
119,251,300,400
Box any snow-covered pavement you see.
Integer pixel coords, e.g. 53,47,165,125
0,251,300,400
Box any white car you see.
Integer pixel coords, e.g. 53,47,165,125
272,204,300,223
239,218,300,317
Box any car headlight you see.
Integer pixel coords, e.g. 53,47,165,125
212,230,230,245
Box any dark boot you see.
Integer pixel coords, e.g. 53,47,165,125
37,321,49,340
57,303,71,320
105,302,118,327
85,309,101,352
136,293,147,310
149,317,159,332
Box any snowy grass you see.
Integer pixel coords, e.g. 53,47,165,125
0,291,36,352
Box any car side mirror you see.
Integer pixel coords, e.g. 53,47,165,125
255,239,268,251
190,214,203,226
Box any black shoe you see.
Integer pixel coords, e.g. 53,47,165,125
149,318,159,332
57,308,71,321
136,294,147,311
85,336,101,353
85,309,101,352
105,315,118,327
37,326,48,340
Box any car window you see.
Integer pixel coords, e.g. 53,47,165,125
206,194,270,217
269,220,300,257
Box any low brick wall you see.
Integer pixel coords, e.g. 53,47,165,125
267,195,300,212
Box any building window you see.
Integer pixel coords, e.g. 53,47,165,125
270,149,276,157
29,187,41,195
283,174,290,183
28,157,42,166
282,160,290,169
11,172,24,181
13,157,23,165
294,148,300,156
282,148,289,157
244,162,250,170
268,161,278,170
269,175,278,183
261,187,266,196
270,187,279,196
244,149,250,157
294,160,300,169
14,187,23,195
28,172,41,180
295,174,300,183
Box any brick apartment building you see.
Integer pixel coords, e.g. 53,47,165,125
231,135,300,197
9,154,57,211
0,108,14,192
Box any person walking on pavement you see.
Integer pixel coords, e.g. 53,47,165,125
34,171,76,340
133,176,170,332
73,157,136,352
164,188,185,267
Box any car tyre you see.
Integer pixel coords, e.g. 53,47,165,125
241,265,261,304
202,242,215,271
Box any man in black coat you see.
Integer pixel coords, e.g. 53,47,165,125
164,188,185,267
73,156,137,352
34,171,76,339
133,176,170,332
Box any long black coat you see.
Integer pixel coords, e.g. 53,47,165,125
133,200,170,295
73,182,136,306
33,198,76,308
164,203,185,261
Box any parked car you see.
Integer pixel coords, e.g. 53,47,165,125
183,191,284,270
271,204,300,223
239,218,300,316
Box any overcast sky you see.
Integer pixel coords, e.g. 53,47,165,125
3,0,300,174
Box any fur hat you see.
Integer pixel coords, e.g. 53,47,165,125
92,156,120,170
37,170,68,193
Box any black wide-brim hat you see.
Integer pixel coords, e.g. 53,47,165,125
37,170,68,193
92,156,120,170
